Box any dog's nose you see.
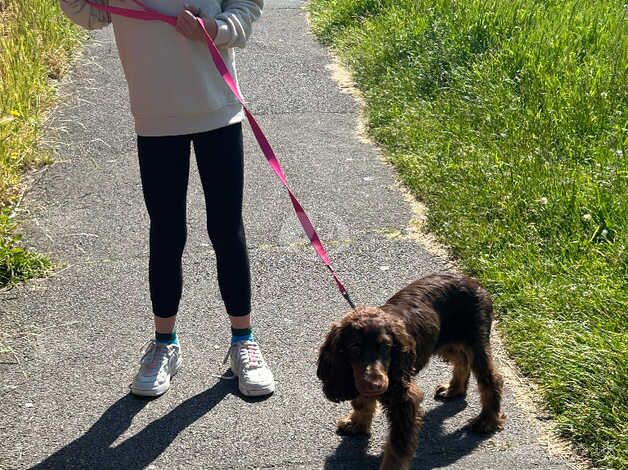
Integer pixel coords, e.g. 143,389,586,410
364,380,387,394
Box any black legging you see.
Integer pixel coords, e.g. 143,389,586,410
137,123,250,318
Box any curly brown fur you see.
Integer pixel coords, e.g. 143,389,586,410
317,273,506,469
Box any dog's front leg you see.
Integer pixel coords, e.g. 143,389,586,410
380,383,423,470
336,395,377,435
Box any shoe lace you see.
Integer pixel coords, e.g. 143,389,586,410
223,340,264,370
139,340,170,376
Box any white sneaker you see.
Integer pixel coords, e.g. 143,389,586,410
226,340,275,397
130,340,182,397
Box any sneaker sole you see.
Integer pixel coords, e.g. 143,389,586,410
238,380,275,397
130,357,182,397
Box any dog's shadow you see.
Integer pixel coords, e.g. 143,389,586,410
32,378,269,470
324,398,492,470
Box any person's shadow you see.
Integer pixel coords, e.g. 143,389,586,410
32,378,268,469
324,399,493,469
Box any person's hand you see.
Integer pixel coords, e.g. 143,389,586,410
175,4,217,41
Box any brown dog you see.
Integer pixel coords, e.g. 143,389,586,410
317,273,506,470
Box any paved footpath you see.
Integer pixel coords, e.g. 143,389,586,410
0,1,573,468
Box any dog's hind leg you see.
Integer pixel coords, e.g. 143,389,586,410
380,383,423,470
469,343,506,433
336,395,377,435
435,345,471,400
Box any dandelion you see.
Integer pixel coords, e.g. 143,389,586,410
583,214,592,222
601,229,608,237
539,197,548,205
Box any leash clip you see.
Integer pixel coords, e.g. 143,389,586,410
342,289,357,310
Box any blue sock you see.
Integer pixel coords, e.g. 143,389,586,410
231,326,253,344
155,331,179,345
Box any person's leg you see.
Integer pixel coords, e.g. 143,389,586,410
155,316,178,335
193,123,274,396
138,133,191,335
130,133,191,397
230,314,251,330
192,123,251,323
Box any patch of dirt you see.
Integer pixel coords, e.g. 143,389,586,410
324,59,371,146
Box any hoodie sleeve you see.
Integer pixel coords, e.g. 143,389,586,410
59,0,111,30
213,0,263,48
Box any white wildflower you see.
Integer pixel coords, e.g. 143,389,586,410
582,214,592,222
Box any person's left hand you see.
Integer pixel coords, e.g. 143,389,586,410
176,4,217,42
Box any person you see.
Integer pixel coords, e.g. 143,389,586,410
59,0,275,397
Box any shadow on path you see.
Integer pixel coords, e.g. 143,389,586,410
32,378,262,469
324,399,492,470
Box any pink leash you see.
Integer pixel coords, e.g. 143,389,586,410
85,0,357,309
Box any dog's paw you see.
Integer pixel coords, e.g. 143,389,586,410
336,415,371,435
468,412,506,433
434,383,466,400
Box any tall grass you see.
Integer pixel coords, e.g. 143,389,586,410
307,0,627,467
0,0,84,284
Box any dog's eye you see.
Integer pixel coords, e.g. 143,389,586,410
348,345,361,355
380,342,391,352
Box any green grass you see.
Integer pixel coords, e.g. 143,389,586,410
306,0,627,467
0,0,85,285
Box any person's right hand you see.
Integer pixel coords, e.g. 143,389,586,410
175,4,218,42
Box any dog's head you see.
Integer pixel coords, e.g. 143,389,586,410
316,306,417,402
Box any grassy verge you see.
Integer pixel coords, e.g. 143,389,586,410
306,0,626,467
0,0,85,285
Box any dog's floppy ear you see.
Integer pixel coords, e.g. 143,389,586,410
317,320,358,403
388,318,417,385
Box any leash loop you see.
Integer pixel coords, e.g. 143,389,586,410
85,0,357,310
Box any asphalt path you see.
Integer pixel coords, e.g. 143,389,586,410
0,1,572,468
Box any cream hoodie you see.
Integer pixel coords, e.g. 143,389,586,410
59,0,262,136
